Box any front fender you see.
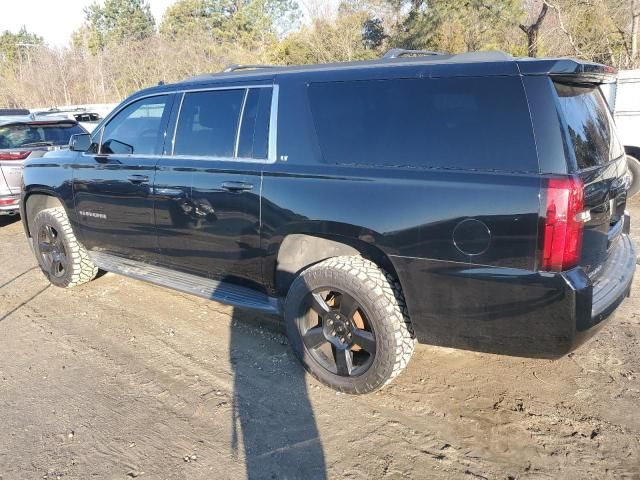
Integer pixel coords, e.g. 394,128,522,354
21,151,78,237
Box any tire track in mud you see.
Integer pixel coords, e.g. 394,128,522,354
1,284,246,479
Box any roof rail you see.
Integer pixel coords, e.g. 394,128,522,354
222,64,276,73
382,48,447,59
0,108,30,116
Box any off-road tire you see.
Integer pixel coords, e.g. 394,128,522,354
31,207,98,288
627,155,640,198
285,256,416,394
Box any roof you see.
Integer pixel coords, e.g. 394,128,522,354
177,51,615,88
126,50,615,102
181,50,516,84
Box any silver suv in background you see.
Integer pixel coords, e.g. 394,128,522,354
0,113,86,216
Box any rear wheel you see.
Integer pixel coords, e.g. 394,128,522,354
285,256,415,394
627,155,640,198
31,207,98,288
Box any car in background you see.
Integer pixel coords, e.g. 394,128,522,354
31,104,118,132
0,114,87,216
600,71,640,197
34,107,103,132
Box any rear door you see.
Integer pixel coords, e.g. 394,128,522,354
73,94,174,260
553,81,628,274
154,84,273,286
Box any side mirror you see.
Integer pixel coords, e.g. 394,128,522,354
69,133,92,152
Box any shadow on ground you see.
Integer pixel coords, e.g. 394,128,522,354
229,307,327,479
0,215,20,228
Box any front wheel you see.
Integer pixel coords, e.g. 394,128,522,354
284,256,416,394
31,207,98,288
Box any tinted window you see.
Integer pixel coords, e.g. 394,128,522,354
554,83,625,169
174,89,244,157
308,76,538,172
101,96,168,155
237,88,272,159
0,123,85,149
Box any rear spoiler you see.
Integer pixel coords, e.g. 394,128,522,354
551,61,617,85
518,58,618,85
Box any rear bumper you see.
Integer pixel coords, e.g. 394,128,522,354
573,232,635,346
391,233,636,358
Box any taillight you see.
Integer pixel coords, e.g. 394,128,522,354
540,177,585,271
0,151,31,161
0,197,18,206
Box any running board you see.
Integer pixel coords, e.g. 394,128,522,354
89,251,282,315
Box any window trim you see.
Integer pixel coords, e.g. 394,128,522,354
170,84,278,164
234,89,250,158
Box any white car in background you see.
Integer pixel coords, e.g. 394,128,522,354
32,106,111,132
0,112,87,216
601,70,640,197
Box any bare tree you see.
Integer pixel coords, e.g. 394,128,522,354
632,0,640,62
520,0,549,57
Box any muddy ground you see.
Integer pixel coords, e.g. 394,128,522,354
0,198,639,480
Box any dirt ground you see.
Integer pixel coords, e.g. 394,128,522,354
0,199,639,480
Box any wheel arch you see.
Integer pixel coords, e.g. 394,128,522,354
22,191,66,238
273,232,402,297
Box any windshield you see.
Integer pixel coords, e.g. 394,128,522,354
0,123,85,149
554,82,625,169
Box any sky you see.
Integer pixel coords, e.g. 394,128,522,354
0,0,182,47
0,0,339,48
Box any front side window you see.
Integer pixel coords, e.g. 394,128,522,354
101,96,169,155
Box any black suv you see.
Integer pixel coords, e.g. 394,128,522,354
20,50,636,394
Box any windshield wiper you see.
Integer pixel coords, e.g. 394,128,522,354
20,141,55,147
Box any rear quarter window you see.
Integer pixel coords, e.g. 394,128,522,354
307,76,538,172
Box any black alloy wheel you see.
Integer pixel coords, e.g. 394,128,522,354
37,223,68,278
30,206,98,288
299,288,377,377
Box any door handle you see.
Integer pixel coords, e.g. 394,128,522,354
127,174,149,184
221,181,254,192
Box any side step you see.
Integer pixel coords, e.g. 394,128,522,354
90,251,282,315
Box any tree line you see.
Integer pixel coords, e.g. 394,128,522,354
0,0,638,107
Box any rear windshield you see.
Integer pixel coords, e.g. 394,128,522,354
307,76,538,172
0,122,85,149
554,83,624,169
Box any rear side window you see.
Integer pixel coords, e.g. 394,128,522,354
308,76,538,172
174,87,272,160
101,96,169,155
174,89,244,157
0,123,85,149
237,88,272,159
554,83,625,169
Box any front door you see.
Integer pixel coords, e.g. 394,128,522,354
73,93,174,261
154,85,274,287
